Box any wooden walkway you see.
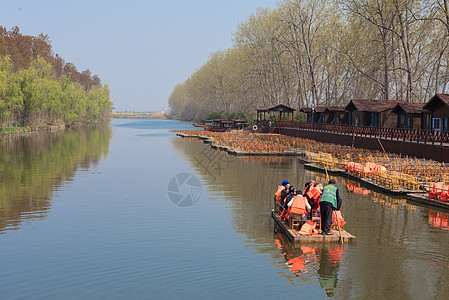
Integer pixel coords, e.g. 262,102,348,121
271,211,356,244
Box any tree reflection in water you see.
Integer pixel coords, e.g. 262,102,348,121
0,125,112,233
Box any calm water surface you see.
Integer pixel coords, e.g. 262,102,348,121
1,118,449,299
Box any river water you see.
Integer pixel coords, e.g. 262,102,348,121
1,118,449,299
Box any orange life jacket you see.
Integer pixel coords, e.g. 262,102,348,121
332,211,346,228
307,185,321,200
291,195,308,215
275,185,284,201
302,186,310,196
298,220,319,235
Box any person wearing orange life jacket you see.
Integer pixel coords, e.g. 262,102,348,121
280,183,291,205
280,186,296,221
303,180,315,200
319,179,342,235
303,180,314,213
310,183,323,210
275,180,290,202
305,182,322,206
287,191,311,214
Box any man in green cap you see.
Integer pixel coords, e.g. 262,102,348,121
320,179,342,235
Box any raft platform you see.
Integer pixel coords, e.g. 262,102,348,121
407,193,449,211
271,210,356,244
177,132,301,156
303,162,415,195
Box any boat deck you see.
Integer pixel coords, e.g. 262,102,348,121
271,210,356,244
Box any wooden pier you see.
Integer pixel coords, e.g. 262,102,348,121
271,211,356,244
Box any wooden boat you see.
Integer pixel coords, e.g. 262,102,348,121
192,123,207,128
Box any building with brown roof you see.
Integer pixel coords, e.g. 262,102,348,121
324,106,348,125
300,107,327,123
423,94,449,131
345,99,405,127
392,102,429,130
256,104,296,122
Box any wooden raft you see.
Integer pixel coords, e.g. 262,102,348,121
177,133,301,156
303,163,411,195
271,210,356,244
407,193,449,211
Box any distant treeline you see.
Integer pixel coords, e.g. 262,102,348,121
169,0,449,120
0,26,112,126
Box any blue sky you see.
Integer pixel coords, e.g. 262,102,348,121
1,0,278,112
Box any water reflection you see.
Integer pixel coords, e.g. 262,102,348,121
428,210,449,231
274,228,344,297
172,135,449,298
345,180,417,212
0,125,112,233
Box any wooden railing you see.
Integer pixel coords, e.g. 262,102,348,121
274,199,293,228
276,121,449,145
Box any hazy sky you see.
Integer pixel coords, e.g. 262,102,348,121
1,0,278,112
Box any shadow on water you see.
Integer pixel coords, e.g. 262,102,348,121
0,125,112,233
172,135,449,298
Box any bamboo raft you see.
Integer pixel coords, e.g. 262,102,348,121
302,162,413,195
271,211,356,244
178,130,449,211
407,193,449,210
177,132,300,156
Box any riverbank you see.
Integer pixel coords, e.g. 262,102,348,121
0,124,66,138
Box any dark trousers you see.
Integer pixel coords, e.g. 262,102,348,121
320,202,333,233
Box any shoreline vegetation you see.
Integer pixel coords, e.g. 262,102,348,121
0,26,112,128
169,0,449,121
0,120,109,138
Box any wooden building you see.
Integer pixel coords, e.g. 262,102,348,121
345,99,405,127
300,107,327,123
423,93,449,132
324,106,348,125
256,104,296,122
278,94,449,132
392,102,429,130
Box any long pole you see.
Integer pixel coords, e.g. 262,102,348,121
334,211,344,244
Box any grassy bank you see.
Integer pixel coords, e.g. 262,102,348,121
0,126,35,136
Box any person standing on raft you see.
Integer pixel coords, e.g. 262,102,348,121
320,179,342,235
